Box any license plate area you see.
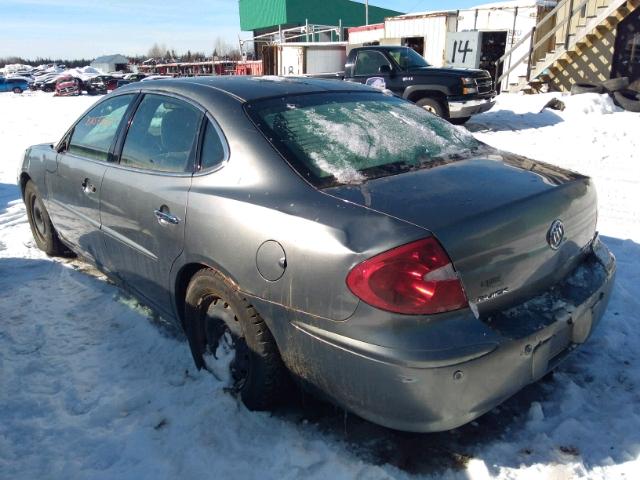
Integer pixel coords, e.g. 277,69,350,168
531,325,572,380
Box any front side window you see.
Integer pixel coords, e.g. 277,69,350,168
68,94,134,162
246,92,480,187
354,51,392,76
120,94,202,173
387,47,430,69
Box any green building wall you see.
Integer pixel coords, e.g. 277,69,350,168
239,0,402,31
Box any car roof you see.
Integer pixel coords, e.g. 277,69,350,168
351,45,408,51
121,75,377,102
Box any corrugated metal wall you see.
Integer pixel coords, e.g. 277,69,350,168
239,0,287,31
240,0,401,31
305,46,347,74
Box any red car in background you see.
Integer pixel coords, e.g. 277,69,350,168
54,76,81,96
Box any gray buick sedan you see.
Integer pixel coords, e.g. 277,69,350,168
19,77,615,432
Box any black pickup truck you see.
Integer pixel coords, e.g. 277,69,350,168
341,46,496,124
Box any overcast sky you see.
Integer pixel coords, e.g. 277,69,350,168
0,0,482,59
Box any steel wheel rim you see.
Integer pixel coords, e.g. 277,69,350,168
422,104,437,114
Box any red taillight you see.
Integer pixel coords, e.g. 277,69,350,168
346,237,468,315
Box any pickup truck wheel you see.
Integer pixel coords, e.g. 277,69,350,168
24,180,66,256
183,269,289,410
450,116,471,125
416,97,446,118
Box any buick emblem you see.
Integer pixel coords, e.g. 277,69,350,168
547,220,565,250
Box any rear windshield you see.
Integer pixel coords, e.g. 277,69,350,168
245,92,480,187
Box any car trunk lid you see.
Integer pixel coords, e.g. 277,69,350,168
325,152,597,315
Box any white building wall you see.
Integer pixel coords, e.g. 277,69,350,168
348,27,385,45
454,6,538,86
385,15,455,66
91,63,112,73
278,46,304,75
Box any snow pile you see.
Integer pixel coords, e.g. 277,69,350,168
1,63,35,75
1,91,639,479
561,92,620,116
2,64,107,87
470,92,640,240
60,66,104,81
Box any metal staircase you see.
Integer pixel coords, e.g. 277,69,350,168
495,0,639,92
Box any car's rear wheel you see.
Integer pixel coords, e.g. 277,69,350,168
416,97,446,118
24,180,66,256
12,87,23,94
183,268,288,410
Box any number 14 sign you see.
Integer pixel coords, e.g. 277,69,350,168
445,31,482,69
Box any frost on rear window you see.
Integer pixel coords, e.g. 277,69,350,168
250,93,479,185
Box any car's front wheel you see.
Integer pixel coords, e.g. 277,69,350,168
24,180,66,256
183,268,289,410
416,97,446,118
12,87,23,94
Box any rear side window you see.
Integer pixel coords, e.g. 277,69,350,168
121,94,202,173
199,120,226,170
354,51,391,76
246,92,480,187
68,94,134,162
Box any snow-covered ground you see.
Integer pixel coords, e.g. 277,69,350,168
1,90,639,479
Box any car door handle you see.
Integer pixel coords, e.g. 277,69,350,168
81,178,96,195
154,209,181,225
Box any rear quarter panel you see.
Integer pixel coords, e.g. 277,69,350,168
176,94,426,322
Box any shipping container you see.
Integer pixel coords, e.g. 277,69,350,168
276,43,347,75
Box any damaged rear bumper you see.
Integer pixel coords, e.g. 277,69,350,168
258,235,615,432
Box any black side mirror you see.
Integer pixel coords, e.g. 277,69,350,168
379,64,392,75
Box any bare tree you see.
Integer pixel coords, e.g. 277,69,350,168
213,37,231,58
147,43,166,59
227,49,242,61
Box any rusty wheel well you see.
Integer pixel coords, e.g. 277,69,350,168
174,263,209,327
174,262,241,327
